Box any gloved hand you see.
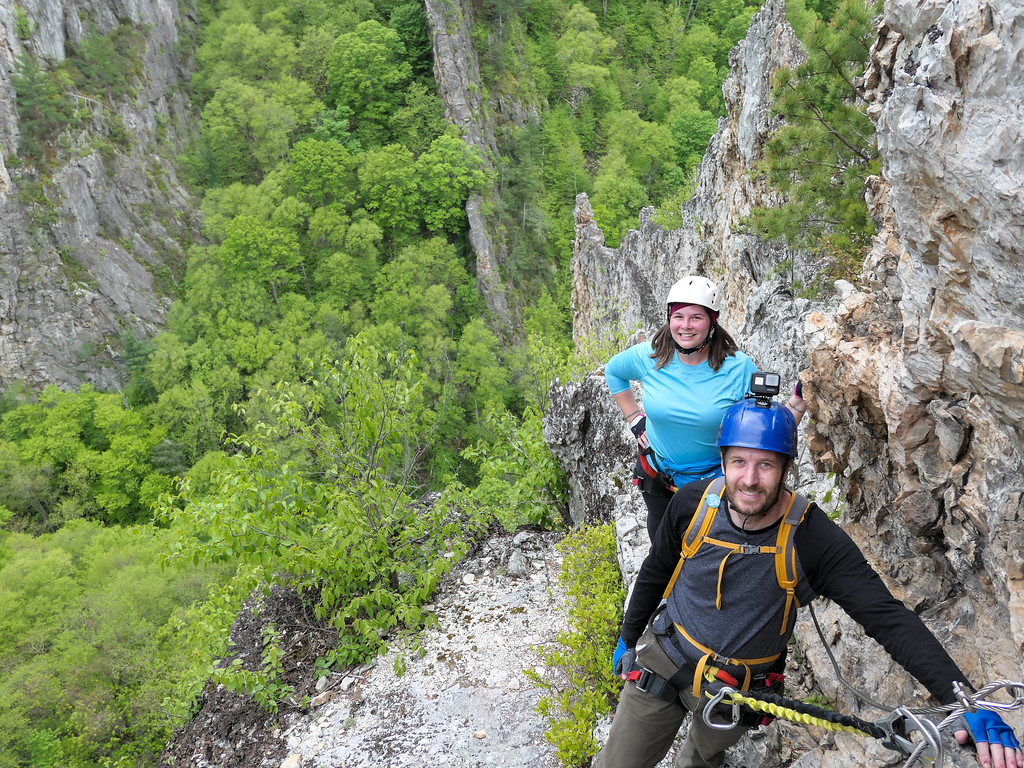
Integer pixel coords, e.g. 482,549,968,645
959,709,1021,752
628,413,649,450
612,637,636,677
794,380,803,399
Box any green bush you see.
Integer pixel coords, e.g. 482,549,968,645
463,405,570,531
160,337,492,690
527,523,625,766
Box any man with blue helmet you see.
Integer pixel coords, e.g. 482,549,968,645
598,375,1021,768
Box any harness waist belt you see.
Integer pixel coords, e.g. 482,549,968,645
668,621,782,697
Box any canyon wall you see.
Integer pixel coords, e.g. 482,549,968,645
0,0,198,390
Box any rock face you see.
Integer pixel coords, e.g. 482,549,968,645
549,0,1023,764
160,531,566,768
569,0,812,374
801,1,1024,759
424,0,512,328
0,0,198,390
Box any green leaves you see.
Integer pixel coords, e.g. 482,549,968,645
218,215,302,306
463,406,569,530
160,338,490,673
414,131,489,233
0,521,238,768
0,386,173,529
554,3,617,107
527,524,625,766
745,0,883,285
328,20,413,143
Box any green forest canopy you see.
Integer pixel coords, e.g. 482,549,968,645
0,0,875,764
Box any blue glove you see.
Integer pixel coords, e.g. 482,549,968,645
612,637,627,674
961,709,1021,751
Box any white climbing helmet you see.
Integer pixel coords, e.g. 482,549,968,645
666,275,721,313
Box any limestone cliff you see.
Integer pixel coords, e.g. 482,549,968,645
0,0,198,391
424,0,512,327
800,1,1024,760
549,0,1023,764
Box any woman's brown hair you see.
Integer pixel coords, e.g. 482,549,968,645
649,321,739,372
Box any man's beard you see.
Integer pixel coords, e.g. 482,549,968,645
728,483,782,528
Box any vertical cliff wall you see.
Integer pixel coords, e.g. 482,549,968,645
550,0,1023,764
424,0,512,327
0,0,198,390
801,2,1024,760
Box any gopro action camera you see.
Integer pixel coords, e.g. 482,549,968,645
749,371,781,407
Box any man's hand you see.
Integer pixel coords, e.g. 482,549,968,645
955,709,1023,768
612,637,636,680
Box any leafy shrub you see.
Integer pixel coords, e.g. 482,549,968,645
160,336,492,695
463,405,570,530
527,523,625,766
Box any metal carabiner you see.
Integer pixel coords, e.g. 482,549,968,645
875,707,944,768
702,685,741,731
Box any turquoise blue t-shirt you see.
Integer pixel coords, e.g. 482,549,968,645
605,343,758,485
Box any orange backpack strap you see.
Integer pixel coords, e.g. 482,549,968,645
774,491,810,634
662,477,726,600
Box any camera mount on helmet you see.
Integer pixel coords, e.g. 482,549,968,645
748,371,781,408
717,372,797,457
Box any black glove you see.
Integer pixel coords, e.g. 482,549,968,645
629,414,647,440
794,380,803,399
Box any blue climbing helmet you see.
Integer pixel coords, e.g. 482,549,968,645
717,397,798,458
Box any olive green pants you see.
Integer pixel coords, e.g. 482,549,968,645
593,630,751,768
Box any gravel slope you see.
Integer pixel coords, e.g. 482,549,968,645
280,531,568,768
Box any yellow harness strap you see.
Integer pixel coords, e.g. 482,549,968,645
660,479,812,697
775,491,809,634
662,477,726,600
673,620,781,697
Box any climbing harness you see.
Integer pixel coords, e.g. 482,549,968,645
629,474,1024,766
660,477,810,697
698,674,1024,767
634,446,678,494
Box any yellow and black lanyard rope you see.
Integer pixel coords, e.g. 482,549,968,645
701,677,1024,768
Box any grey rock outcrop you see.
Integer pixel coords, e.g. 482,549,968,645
424,0,512,328
800,2,1024,762
0,0,198,390
548,0,1023,765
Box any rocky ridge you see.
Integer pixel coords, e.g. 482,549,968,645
161,530,568,768
424,0,512,327
800,2,1024,759
0,0,198,390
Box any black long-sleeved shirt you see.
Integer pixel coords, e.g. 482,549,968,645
621,479,970,704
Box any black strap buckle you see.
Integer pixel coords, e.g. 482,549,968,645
634,669,654,693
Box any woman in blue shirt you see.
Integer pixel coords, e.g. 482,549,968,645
605,275,806,539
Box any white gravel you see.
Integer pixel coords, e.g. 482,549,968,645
280,532,568,768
